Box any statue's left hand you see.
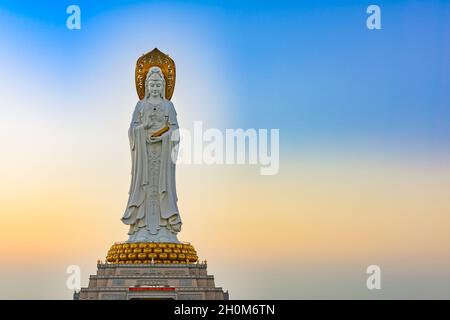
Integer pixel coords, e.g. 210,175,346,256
149,136,162,142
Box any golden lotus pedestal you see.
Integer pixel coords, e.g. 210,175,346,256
77,242,228,300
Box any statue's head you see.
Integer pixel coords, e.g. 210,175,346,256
145,66,166,99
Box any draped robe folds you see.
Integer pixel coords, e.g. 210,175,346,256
121,99,181,242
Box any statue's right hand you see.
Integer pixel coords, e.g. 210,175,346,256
143,120,153,130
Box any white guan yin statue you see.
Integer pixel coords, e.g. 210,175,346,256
122,49,182,243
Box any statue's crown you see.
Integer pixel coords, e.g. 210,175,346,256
135,48,176,100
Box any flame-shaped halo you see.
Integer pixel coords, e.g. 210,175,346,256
135,48,176,100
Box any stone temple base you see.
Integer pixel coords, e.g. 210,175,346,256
77,262,228,300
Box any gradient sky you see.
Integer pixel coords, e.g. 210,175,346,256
0,0,449,299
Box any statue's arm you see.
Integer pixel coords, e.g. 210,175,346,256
130,102,142,127
167,101,179,130
129,102,142,150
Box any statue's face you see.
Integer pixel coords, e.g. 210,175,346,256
148,79,163,98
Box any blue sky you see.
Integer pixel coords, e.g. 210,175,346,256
1,0,448,155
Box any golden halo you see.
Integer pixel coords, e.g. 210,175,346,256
135,48,176,100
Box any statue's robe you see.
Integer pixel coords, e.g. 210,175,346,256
121,99,181,236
